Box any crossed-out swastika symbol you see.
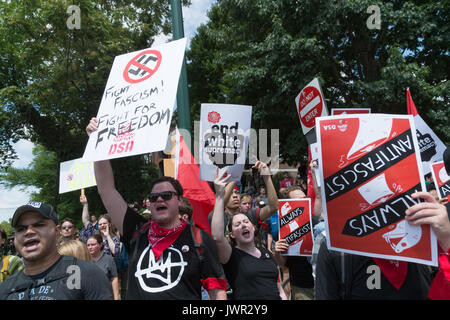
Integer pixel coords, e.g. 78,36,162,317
123,50,162,84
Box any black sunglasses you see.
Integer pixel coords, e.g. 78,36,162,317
61,225,73,230
148,191,178,203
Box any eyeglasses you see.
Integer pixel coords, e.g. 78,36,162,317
61,225,73,230
148,191,178,203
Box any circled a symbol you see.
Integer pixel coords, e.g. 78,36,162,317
123,50,162,84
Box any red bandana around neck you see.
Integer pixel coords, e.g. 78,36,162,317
372,258,408,290
147,219,187,261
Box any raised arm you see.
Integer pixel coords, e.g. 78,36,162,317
86,118,127,234
254,160,278,222
211,168,233,264
80,194,90,228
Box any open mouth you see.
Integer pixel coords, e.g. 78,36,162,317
23,239,40,251
242,229,251,237
156,204,168,212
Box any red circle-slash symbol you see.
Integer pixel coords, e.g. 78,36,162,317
123,50,162,84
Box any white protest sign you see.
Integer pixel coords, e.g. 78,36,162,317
82,38,187,162
199,103,252,182
295,78,328,135
309,142,321,187
59,158,96,194
413,115,446,175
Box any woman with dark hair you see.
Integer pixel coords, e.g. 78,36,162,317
87,234,120,300
211,169,287,300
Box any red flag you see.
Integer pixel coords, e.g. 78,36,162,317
175,129,215,235
406,88,418,116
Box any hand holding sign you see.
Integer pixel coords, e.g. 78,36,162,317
406,192,450,252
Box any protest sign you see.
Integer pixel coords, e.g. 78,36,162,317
407,89,446,175
295,78,328,135
317,114,437,266
59,158,96,194
331,108,371,115
430,161,450,201
82,38,187,162
309,143,321,187
278,198,313,256
199,103,252,182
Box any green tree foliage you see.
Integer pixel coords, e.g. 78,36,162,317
0,145,158,227
187,0,449,165
0,0,185,210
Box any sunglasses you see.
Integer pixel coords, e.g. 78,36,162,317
148,191,178,203
61,225,73,230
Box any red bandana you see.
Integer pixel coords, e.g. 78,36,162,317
147,219,187,261
373,258,408,290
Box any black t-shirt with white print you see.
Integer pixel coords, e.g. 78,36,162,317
122,207,226,300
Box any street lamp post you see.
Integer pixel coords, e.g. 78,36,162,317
170,0,192,144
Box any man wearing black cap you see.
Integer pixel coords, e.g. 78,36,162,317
0,202,113,300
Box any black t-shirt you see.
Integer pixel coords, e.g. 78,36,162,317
315,241,434,300
286,256,314,288
223,246,281,300
122,207,226,300
0,255,113,300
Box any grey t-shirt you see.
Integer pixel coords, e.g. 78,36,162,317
0,255,113,300
93,252,118,280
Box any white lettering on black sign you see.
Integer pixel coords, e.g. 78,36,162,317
342,184,422,237
325,130,414,202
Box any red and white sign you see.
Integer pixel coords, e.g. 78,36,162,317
82,38,187,162
430,161,450,201
278,198,314,256
331,108,371,115
295,78,328,135
316,114,437,266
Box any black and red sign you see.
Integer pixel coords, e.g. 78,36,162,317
317,114,437,265
430,161,450,201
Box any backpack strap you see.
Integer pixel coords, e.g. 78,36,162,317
190,224,204,261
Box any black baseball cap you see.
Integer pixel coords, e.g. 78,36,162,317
12,202,59,228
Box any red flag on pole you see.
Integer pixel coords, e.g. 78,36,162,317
406,88,419,116
175,129,215,235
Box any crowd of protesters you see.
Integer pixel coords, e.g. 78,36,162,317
0,117,448,301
